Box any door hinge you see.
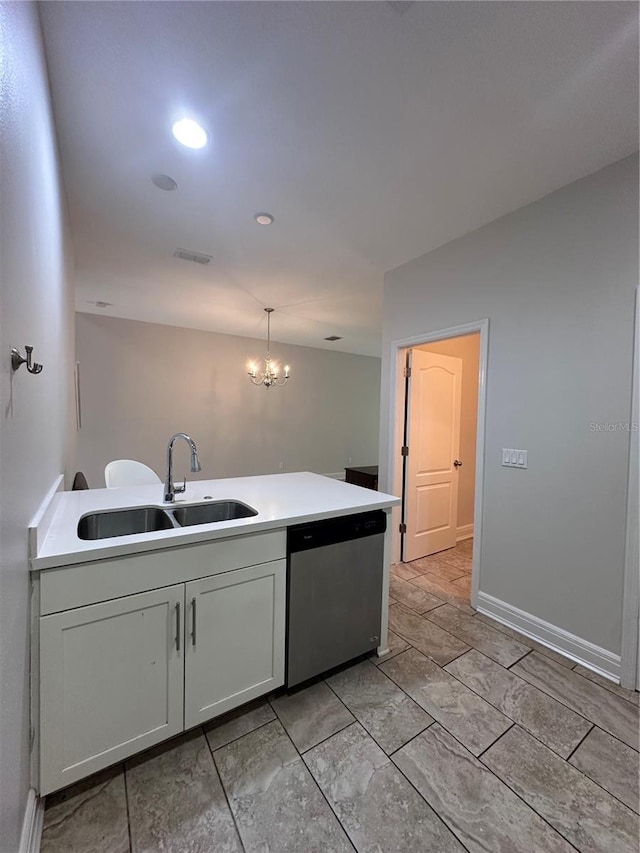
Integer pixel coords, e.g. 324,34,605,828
399,522,407,534
404,366,412,378
401,446,409,457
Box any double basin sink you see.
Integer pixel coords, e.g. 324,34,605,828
78,501,258,541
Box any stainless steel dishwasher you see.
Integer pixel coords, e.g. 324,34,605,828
286,510,386,688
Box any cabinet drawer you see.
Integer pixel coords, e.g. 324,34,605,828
39,529,286,614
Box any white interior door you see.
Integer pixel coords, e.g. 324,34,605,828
403,349,463,563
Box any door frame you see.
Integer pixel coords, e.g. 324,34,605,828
385,319,489,609
620,287,639,689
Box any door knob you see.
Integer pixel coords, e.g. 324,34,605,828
453,459,463,468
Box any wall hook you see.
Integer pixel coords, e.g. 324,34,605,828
11,346,43,374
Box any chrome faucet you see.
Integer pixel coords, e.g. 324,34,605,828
164,433,201,502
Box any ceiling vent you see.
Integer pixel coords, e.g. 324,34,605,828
173,248,212,265
324,335,343,342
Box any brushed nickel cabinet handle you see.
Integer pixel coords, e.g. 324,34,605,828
175,602,181,651
191,597,197,646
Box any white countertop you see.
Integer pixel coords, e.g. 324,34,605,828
31,472,400,570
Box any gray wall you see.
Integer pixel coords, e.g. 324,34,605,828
380,155,638,655
75,314,381,488
0,3,75,848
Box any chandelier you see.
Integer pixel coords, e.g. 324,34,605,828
248,308,290,389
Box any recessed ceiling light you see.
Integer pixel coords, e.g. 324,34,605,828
152,173,177,191
324,335,343,342
254,212,274,226
172,118,208,149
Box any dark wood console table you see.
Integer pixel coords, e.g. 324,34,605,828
344,465,379,491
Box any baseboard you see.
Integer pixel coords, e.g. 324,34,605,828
19,788,44,853
456,523,474,542
477,591,621,682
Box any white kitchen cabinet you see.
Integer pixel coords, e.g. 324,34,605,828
184,560,286,728
39,585,184,794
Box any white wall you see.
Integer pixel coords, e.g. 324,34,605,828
0,2,75,848
419,333,479,532
381,155,638,656
75,314,381,488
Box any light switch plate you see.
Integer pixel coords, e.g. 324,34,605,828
502,448,528,468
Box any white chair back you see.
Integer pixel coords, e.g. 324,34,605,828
104,459,161,488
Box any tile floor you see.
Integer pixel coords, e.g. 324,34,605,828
41,539,639,853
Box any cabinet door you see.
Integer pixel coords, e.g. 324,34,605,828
40,585,184,794
184,560,286,728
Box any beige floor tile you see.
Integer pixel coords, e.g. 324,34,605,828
451,575,472,595
512,652,640,750
204,699,276,751
391,561,421,580
41,765,129,853
445,649,592,757
569,727,639,813
126,730,242,853
390,575,445,613
214,720,352,852
426,604,530,666
327,659,433,753
304,723,464,852
483,726,639,853
389,604,470,666
380,648,512,756
434,549,474,572
573,664,640,706
409,555,467,581
271,681,355,753
373,629,411,664
475,613,575,668
409,574,476,614
394,723,574,853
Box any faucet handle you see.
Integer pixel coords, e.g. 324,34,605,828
174,477,186,495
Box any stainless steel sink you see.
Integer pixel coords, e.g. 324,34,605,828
172,500,258,527
78,507,174,540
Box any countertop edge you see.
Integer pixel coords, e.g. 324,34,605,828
31,474,400,570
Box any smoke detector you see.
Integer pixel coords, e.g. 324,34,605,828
173,248,212,265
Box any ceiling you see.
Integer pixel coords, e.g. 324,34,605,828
40,1,638,356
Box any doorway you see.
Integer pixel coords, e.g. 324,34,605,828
387,320,489,609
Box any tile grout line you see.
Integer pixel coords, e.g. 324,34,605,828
122,762,133,853
279,720,359,853
474,613,586,670
560,725,640,816
386,749,476,853
480,724,639,836
322,663,434,759
563,723,596,763
205,726,248,853
576,674,640,707
377,648,515,758
507,654,640,753
205,714,277,754
475,727,584,853
420,608,534,667
441,649,601,761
